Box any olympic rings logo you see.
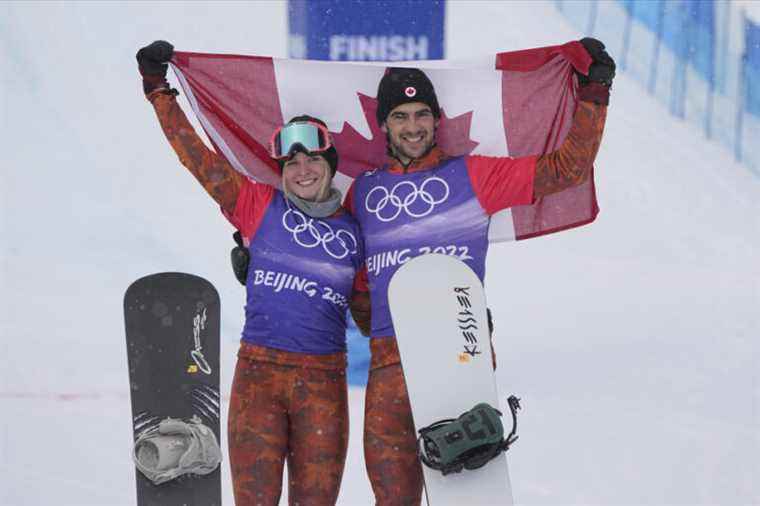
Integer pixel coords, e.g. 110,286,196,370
364,177,450,222
282,209,358,260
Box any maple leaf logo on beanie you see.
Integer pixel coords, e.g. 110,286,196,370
376,68,440,126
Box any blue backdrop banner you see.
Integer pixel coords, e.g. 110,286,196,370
557,0,759,172
288,0,445,61
745,17,760,117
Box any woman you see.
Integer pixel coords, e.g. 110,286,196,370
136,41,369,506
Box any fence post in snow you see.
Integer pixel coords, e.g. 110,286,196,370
704,1,716,140
705,71,714,140
718,0,730,95
620,0,634,72
648,0,665,95
683,0,692,120
741,10,760,172
669,1,687,118
734,10,747,163
587,0,598,37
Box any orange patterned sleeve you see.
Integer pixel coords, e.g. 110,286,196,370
148,90,244,214
349,267,371,337
532,100,607,200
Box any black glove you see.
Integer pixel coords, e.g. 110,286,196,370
230,231,250,286
136,41,175,96
578,38,615,88
136,40,174,77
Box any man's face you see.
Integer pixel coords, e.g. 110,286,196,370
281,151,331,202
381,102,439,164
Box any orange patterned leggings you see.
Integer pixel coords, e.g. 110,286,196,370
364,363,424,506
228,357,349,505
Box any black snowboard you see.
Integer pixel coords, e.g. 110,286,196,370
124,272,222,506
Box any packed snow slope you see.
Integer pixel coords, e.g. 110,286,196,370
1,1,758,505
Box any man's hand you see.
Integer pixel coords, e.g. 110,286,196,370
578,37,616,88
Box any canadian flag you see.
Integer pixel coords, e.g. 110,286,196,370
170,42,596,242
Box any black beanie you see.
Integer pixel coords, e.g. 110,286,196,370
375,68,441,126
276,115,339,176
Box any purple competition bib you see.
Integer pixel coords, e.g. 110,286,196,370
352,156,490,338
242,192,363,354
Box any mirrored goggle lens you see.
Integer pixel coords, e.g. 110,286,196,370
270,122,330,159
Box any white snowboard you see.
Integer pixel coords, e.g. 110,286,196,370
388,253,513,506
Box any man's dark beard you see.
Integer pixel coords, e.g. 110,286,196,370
385,127,437,168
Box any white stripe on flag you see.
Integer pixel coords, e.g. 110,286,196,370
273,58,385,139
271,58,516,242
273,59,509,156
488,208,516,242
423,67,509,156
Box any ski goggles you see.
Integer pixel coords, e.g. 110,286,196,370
268,121,333,160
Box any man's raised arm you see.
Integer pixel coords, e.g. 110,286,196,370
467,38,615,213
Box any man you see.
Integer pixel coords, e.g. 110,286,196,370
346,38,615,505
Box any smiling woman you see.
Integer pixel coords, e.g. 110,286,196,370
271,116,342,210
136,41,370,506
282,151,331,200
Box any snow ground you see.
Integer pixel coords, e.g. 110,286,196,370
1,1,758,505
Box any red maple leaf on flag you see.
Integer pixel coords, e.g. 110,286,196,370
332,92,479,178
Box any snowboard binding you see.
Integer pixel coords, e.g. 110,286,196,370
133,415,222,485
417,396,521,476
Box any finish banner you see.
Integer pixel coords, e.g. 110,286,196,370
288,0,445,61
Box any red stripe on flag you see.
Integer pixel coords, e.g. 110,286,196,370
497,42,599,240
496,41,592,74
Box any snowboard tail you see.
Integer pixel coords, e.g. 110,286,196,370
389,254,514,505
124,272,222,506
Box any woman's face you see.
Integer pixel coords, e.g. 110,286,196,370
281,151,332,202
